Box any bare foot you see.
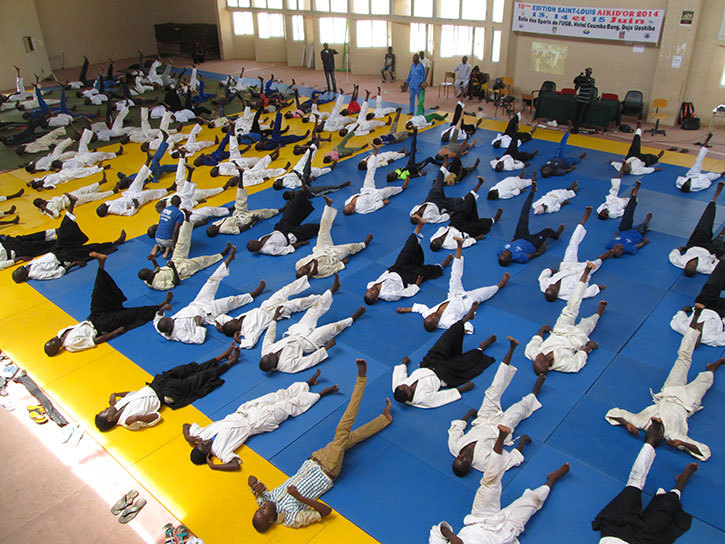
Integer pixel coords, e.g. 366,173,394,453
329,272,341,294
351,306,366,321
706,358,725,372
480,334,496,350
317,384,338,397
546,463,570,487
645,417,663,446
507,336,520,349
307,368,321,386
532,373,546,396
498,272,510,288
364,233,373,245
383,398,393,422
356,358,367,377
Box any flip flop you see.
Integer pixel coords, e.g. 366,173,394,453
29,408,47,424
173,524,189,544
26,404,43,412
111,489,139,515
118,498,147,524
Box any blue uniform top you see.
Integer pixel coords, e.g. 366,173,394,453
543,157,570,176
497,239,536,263
156,206,184,240
406,62,426,92
607,230,644,254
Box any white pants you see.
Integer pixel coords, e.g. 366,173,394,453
190,262,251,323
476,363,541,432
448,256,500,304
212,187,278,235
171,221,223,277
295,205,367,277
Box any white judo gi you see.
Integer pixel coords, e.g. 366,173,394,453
411,256,500,334
154,261,254,344
294,205,368,278
261,290,353,373
524,278,601,373
538,224,602,301
605,327,714,461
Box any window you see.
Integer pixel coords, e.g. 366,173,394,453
473,27,484,59
721,62,725,86
228,0,251,6
394,0,411,16
316,0,346,11
492,0,504,23
439,0,458,19
462,0,485,20
253,0,282,7
233,11,254,35
257,12,285,38
292,14,305,40
357,20,387,47
319,17,347,43
371,0,388,14
287,0,307,8
491,29,502,62
440,25,472,57
413,0,432,18
353,0,368,12
410,22,426,52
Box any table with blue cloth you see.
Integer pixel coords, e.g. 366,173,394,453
534,92,620,131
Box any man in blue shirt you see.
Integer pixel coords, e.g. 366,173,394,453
540,132,587,177
153,195,184,258
404,53,426,116
606,181,652,256
497,181,564,266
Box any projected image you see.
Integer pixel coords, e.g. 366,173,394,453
530,41,568,75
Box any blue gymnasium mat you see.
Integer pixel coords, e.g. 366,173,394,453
28,106,725,543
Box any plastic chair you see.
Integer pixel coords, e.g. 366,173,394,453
438,72,455,99
601,93,619,101
648,98,668,136
560,88,576,95
620,90,644,122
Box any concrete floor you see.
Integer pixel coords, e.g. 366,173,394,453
0,366,178,544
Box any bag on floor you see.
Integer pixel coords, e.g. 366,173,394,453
682,116,701,130
677,101,695,126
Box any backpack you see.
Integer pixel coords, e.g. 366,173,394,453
677,102,695,126
492,77,504,90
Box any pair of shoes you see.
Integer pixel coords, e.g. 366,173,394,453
112,490,146,523
28,404,47,424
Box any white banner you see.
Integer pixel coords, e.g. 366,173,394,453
513,3,665,44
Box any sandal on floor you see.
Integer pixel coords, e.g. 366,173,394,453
29,408,47,424
173,524,190,544
118,498,147,524
111,489,139,515
26,404,43,412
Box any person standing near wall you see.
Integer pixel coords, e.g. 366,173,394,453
419,51,431,85
381,47,396,82
404,54,426,116
571,67,595,133
321,43,339,94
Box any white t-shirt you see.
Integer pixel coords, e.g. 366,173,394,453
58,321,98,352
116,386,162,430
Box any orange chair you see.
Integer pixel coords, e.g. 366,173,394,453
601,93,619,101
648,98,668,136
